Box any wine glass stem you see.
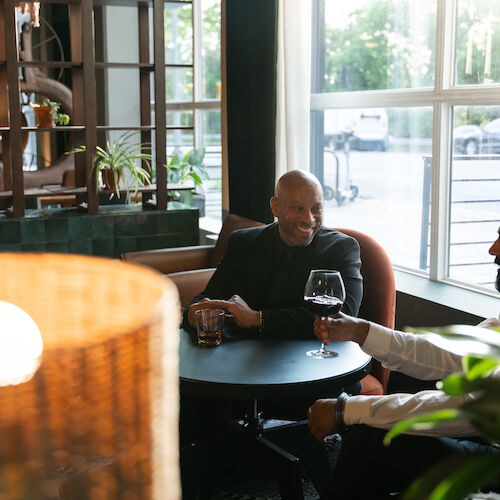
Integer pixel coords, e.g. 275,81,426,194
320,316,327,351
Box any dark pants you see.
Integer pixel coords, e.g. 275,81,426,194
321,425,499,500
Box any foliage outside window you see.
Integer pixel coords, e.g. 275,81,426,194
311,0,500,293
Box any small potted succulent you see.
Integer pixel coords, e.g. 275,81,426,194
31,96,70,128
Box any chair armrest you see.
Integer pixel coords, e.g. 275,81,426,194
167,268,216,309
122,245,214,274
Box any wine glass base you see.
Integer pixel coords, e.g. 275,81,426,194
306,349,339,359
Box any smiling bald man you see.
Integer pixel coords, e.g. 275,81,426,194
183,169,363,338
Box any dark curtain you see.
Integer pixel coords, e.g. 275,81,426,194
225,0,278,224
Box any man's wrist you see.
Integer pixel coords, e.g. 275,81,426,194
257,310,264,332
335,392,349,432
354,319,370,345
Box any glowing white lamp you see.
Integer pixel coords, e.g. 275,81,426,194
0,301,43,387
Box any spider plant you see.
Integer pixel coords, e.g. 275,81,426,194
73,131,153,199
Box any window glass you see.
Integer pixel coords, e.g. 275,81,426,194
201,0,221,99
455,0,500,85
167,110,193,127
164,2,193,65
321,0,436,92
319,107,433,271
449,106,500,290
166,68,193,102
200,109,222,219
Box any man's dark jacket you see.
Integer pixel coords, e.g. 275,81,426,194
183,222,362,337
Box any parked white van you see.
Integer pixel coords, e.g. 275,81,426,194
324,108,390,151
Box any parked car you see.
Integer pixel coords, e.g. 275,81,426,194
324,108,390,151
453,124,482,155
453,118,500,155
350,109,390,151
480,118,500,153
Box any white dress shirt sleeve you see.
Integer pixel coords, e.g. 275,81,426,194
343,316,500,437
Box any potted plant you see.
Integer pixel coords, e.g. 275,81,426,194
165,147,209,209
73,131,152,199
31,97,70,127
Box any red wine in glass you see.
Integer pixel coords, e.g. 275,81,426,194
304,270,345,358
304,296,343,316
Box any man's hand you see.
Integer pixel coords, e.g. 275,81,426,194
224,295,261,329
308,398,338,443
187,297,232,328
313,312,370,346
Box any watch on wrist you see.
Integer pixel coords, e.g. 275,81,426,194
335,391,349,432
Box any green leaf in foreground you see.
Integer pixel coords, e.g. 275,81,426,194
384,409,461,445
402,453,500,500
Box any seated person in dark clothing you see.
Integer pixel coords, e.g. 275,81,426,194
183,169,363,337
180,170,363,496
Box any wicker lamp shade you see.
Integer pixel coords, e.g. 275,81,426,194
0,253,180,500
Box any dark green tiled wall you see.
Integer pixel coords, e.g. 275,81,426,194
0,204,199,258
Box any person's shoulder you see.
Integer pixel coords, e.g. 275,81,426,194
316,227,357,244
314,227,360,252
231,221,276,242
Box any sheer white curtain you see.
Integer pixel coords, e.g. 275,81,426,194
275,0,311,180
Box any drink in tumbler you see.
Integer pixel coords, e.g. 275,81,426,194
195,309,224,346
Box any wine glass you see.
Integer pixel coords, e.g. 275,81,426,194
304,269,345,358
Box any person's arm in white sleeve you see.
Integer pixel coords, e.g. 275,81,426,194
343,390,477,437
362,322,463,380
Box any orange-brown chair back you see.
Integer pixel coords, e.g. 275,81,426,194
209,214,265,267
334,227,396,392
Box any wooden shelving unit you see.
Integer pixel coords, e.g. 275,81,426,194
0,0,191,217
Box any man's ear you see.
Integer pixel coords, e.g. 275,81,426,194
270,196,279,218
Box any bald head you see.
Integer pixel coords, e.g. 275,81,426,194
274,170,323,199
270,170,324,246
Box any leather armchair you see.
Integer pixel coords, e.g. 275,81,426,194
121,214,265,308
334,227,396,394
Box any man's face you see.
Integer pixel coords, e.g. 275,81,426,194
489,226,500,292
271,181,323,246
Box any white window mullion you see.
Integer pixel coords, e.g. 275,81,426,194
429,101,451,281
428,0,450,281
193,0,203,149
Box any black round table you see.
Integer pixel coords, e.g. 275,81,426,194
179,329,372,399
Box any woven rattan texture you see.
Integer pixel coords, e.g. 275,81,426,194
0,253,180,500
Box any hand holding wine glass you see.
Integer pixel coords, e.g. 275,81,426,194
304,269,345,358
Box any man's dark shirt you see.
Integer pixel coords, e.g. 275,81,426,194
183,222,362,338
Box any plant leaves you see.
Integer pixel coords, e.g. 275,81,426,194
188,172,203,185
402,453,500,500
188,147,206,165
384,409,461,445
464,357,499,381
438,373,466,396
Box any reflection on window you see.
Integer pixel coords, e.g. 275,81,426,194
321,0,436,92
455,0,500,85
449,106,500,291
320,107,433,271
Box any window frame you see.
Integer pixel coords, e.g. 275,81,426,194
166,0,221,153
310,0,500,298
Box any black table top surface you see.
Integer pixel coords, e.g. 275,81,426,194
179,328,372,399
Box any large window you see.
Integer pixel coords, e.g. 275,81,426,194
311,0,500,293
165,0,222,222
